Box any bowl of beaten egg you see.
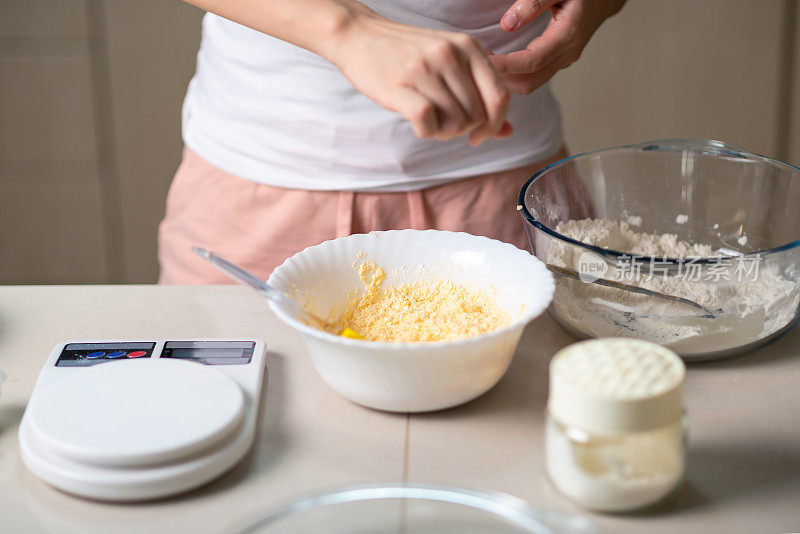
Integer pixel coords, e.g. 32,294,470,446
268,230,554,412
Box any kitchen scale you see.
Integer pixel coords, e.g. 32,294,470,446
19,339,266,502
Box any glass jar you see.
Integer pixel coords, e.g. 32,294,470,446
544,338,687,512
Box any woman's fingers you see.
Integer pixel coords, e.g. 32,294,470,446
492,0,585,76
414,72,472,139
438,43,488,134
416,35,511,143
500,55,567,94
464,46,512,145
388,87,439,139
490,19,575,76
501,0,560,31
470,120,513,145
493,0,621,96
372,0,622,140
336,17,513,143
489,4,585,96
497,121,514,138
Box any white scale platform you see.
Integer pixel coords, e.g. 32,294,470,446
19,339,266,502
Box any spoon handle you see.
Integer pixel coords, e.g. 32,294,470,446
192,246,332,331
192,246,281,300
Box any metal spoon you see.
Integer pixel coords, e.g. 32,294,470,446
546,264,722,319
192,246,331,330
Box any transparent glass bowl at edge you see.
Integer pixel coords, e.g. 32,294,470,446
518,139,800,361
235,483,597,534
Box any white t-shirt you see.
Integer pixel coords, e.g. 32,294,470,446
182,2,563,192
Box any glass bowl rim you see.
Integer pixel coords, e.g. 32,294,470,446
235,482,596,534
518,138,800,264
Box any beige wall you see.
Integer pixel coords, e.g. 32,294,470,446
551,0,796,160
1,0,798,284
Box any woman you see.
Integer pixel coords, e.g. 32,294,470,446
159,0,625,283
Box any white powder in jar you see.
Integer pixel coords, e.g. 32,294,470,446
545,339,686,511
549,218,799,354
545,417,684,511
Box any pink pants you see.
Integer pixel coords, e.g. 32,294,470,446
158,147,568,284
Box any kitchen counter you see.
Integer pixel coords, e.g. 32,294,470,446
0,285,798,533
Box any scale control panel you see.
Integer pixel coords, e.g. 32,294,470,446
54,340,257,367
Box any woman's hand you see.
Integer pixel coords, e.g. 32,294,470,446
491,0,626,95
328,13,513,146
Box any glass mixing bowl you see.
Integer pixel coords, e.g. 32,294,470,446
235,484,596,534
519,139,800,361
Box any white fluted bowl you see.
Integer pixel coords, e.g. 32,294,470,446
267,230,554,413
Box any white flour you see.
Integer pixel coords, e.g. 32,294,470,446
545,417,684,511
558,219,714,257
549,218,799,355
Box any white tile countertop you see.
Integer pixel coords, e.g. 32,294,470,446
0,285,798,533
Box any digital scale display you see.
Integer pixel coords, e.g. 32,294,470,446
55,341,255,367
161,341,254,365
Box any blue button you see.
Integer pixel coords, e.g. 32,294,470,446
86,351,105,359
107,350,126,359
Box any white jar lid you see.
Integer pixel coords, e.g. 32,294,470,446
548,338,685,434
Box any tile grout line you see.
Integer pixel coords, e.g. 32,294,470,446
86,0,127,284
402,413,410,483
398,414,410,534
775,0,798,162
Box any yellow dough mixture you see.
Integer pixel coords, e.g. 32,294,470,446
330,261,511,343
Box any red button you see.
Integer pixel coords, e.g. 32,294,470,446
127,351,147,358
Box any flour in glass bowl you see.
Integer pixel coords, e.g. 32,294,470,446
548,218,800,354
